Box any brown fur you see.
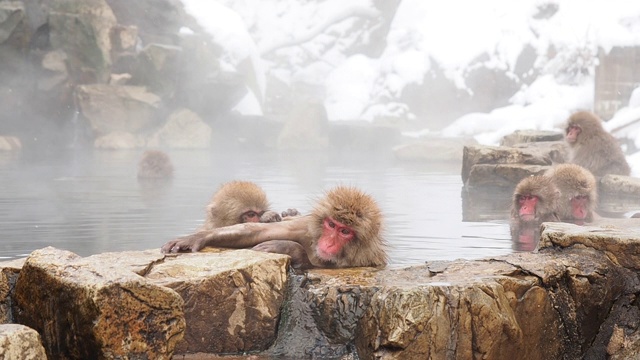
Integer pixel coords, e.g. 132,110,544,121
203,181,270,229
545,164,597,222
308,186,387,267
137,150,173,179
565,111,630,177
510,175,560,223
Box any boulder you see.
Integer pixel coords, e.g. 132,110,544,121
148,108,212,149
466,163,549,188
144,249,290,355
0,324,47,360
0,2,26,45
75,84,162,135
500,129,564,146
277,100,329,151
13,247,185,359
599,174,640,196
0,258,24,323
94,131,143,149
49,0,117,83
393,137,477,162
462,145,555,186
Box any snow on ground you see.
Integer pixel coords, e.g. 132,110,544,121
181,0,640,172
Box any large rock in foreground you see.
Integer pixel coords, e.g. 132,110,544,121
145,249,290,355
13,247,185,360
0,324,47,360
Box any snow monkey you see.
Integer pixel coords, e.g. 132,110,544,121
162,185,387,269
137,150,174,179
545,164,598,224
203,180,282,229
510,175,561,224
565,111,630,177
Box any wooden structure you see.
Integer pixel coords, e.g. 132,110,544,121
594,46,640,120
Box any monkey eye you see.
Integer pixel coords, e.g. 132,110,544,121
575,195,588,200
340,228,351,235
328,220,336,228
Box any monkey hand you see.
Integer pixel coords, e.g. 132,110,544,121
281,208,301,218
161,232,207,253
260,211,282,223
252,240,313,269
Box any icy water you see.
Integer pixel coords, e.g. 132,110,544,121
0,149,517,265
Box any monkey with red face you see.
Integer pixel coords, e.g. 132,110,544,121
545,164,598,224
565,111,630,177
161,186,387,269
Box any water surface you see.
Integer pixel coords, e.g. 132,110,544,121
0,149,515,265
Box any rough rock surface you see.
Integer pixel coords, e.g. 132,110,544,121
462,145,555,186
13,247,185,360
500,129,564,146
145,248,290,355
0,324,47,360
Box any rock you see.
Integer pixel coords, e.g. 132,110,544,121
512,140,568,163
148,108,212,149
110,24,138,52
277,100,329,150
393,137,477,162
0,136,21,151
466,163,549,188
49,0,117,83
539,221,640,270
38,50,69,91
0,2,26,45
599,174,640,195
0,324,47,360
13,247,185,359
299,248,624,360
144,249,290,355
0,258,24,323
500,129,564,146
462,145,555,186
76,84,162,135
108,73,132,85
94,131,142,149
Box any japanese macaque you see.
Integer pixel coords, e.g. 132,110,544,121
510,175,561,224
203,180,281,229
510,175,560,249
545,164,598,224
161,185,387,269
565,111,630,177
137,150,174,179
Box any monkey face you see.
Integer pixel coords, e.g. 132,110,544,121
316,217,355,261
565,124,581,144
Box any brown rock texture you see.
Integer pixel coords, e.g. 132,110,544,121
12,247,185,360
145,248,290,355
0,324,48,359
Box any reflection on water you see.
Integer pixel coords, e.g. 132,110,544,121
0,149,516,265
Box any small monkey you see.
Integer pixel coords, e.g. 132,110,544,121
137,150,174,179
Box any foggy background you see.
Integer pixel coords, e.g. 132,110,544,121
1,0,639,264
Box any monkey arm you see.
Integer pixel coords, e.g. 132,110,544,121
161,215,312,253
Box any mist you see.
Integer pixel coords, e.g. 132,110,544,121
1,0,639,263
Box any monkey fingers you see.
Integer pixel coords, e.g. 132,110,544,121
161,232,208,253
281,208,301,218
259,211,282,223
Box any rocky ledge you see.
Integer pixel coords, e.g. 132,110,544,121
2,220,640,359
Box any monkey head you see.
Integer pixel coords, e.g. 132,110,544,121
310,186,387,267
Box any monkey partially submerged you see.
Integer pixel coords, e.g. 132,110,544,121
162,185,388,269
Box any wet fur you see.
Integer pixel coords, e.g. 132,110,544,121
204,181,270,228
308,185,387,267
137,150,174,179
566,111,630,177
511,175,560,223
545,164,597,222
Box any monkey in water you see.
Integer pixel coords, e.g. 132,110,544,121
137,150,174,179
545,163,598,224
162,185,387,269
565,111,630,177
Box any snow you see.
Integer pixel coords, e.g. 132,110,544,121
181,0,640,174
